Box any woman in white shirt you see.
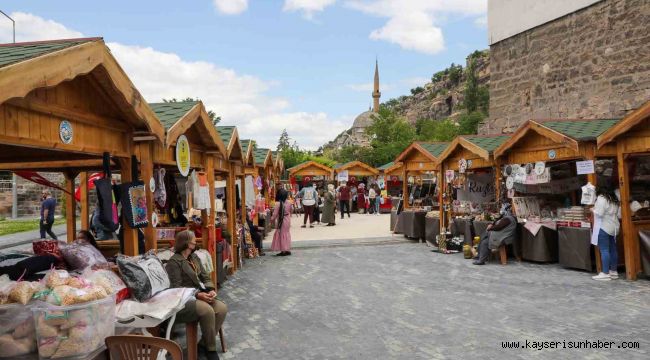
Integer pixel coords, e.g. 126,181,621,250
592,187,621,281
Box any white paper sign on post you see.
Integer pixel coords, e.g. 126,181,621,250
576,160,595,175
337,170,349,182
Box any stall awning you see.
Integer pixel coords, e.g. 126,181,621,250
334,161,379,176
216,126,243,162
438,134,510,162
597,99,650,148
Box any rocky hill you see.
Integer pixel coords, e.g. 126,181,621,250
387,50,490,125
322,50,490,151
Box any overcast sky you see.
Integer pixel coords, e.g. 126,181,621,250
0,0,488,149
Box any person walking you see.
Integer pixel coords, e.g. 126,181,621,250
271,189,293,256
321,184,337,226
357,183,367,214
39,189,57,240
373,184,381,215
368,185,377,215
166,230,228,360
592,187,621,281
337,182,351,219
298,183,317,228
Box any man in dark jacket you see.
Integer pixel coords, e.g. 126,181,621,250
337,182,351,219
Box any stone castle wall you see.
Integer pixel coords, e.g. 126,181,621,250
483,0,650,134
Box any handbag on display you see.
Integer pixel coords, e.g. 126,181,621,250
120,155,149,228
94,152,120,232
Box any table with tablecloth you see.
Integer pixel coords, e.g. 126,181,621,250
557,226,594,271
425,217,440,243
390,210,403,234
400,210,427,240
521,223,559,262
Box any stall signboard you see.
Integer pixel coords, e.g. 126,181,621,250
337,170,349,182
176,134,191,177
576,160,595,175
457,173,495,203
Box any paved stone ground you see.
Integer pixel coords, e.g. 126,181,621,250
216,240,650,360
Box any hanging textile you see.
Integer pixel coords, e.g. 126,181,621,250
154,168,167,209
195,171,211,210
245,175,255,208
120,155,149,228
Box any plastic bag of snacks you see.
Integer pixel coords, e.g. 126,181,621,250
32,295,116,359
60,241,108,270
0,303,37,358
44,270,71,288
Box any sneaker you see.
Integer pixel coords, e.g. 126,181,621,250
592,272,611,281
472,260,485,265
300,225,306,228
609,271,619,279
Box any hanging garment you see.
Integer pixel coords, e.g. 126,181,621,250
245,175,255,208
196,171,211,210
154,168,167,209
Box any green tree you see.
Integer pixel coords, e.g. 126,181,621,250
448,63,463,86
464,59,479,113
417,118,459,142
277,129,291,152
457,111,485,135
364,106,416,166
410,86,425,95
162,97,220,124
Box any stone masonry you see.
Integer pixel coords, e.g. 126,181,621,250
484,0,650,134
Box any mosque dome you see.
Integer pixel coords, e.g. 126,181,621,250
352,110,376,129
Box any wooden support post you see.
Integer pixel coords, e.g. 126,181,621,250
117,157,138,256
226,164,237,272
584,144,601,273
494,158,502,202
617,146,639,280
402,166,408,210
203,156,217,285
79,172,89,231
138,142,156,251
64,172,77,243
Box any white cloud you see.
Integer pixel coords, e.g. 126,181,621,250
283,0,337,20
400,77,430,87
3,12,341,150
0,12,83,43
474,15,487,28
344,0,487,55
242,112,350,149
213,0,249,15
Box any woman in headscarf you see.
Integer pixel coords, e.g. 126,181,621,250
271,189,293,256
357,183,367,214
166,230,227,360
321,184,337,226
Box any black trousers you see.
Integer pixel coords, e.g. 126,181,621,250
339,200,350,219
303,205,314,225
39,220,57,240
0,255,58,281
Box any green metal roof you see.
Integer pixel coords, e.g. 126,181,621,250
540,119,620,141
216,126,236,145
378,162,395,170
253,148,269,166
0,38,100,68
419,142,450,158
463,135,510,154
149,101,199,130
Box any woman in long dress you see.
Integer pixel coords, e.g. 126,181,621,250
321,184,337,226
271,189,293,256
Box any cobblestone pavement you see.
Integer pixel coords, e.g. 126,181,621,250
216,239,650,360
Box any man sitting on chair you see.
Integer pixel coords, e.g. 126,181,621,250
473,203,518,265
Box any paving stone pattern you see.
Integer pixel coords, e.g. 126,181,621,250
216,240,650,359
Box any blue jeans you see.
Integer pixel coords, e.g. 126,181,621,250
597,229,618,272
374,198,381,213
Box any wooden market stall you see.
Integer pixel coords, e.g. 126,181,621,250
0,38,165,256
132,101,227,280
435,134,510,255
597,100,650,280
494,119,620,271
393,142,450,240
378,161,403,198
334,161,379,187
217,126,246,272
288,161,334,190
252,148,274,234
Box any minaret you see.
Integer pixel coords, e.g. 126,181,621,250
372,59,381,113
